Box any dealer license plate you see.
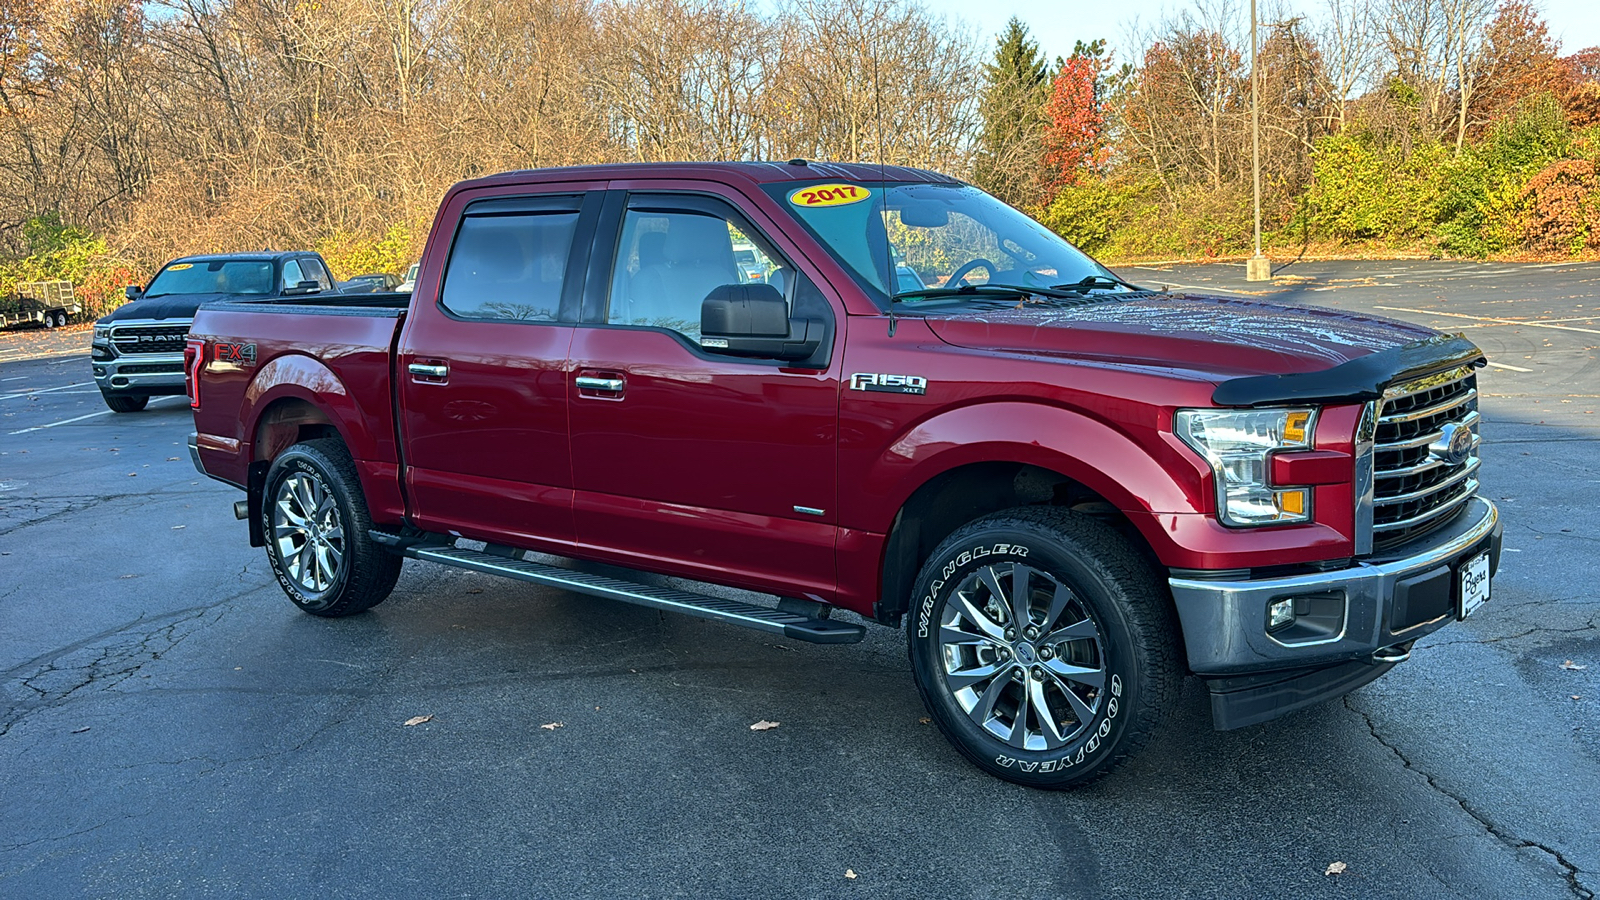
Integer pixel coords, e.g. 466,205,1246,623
1459,551,1490,619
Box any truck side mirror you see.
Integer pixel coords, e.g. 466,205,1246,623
700,284,822,363
125,285,142,301
282,279,322,296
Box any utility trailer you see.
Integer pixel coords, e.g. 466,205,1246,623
0,281,79,329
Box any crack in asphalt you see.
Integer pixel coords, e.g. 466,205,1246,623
0,488,222,536
1345,696,1594,900
1419,617,1600,649
0,584,259,738
0,817,118,854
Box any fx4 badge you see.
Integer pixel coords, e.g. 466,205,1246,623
850,372,927,395
215,342,257,366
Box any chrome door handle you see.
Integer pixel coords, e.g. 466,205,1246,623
575,376,625,392
408,362,449,378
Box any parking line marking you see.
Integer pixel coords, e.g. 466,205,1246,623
1375,306,1600,335
1486,362,1533,372
7,396,184,434
0,381,94,402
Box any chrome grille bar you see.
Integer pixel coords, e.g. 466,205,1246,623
1368,365,1481,550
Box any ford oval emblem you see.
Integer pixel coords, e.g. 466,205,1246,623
1428,422,1474,466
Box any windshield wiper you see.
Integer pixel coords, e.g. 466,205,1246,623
891,284,1036,302
1049,274,1141,293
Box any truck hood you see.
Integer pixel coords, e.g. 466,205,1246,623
925,293,1441,379
100,293,236,323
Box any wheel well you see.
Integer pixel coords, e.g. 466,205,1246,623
875,462,1150,625
245,399,343,548
252,398,341,463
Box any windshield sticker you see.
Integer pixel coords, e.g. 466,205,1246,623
789,184,870,208
167,263,193,270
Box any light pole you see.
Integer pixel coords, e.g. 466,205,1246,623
1246,0,1271,281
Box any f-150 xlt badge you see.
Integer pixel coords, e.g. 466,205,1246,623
850,373,927,395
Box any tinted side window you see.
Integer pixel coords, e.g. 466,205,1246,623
608,209,789,340
280,259,304,290
301,258,332,290
440,212,578,322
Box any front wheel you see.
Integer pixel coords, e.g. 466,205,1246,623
262,438,402,617
102,392,148,413
907,507,1182,789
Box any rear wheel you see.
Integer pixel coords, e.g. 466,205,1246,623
102,392,148,413
907,507,1182,789
262,438,402,617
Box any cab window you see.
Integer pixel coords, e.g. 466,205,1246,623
607,202,788,340
439,211,579,322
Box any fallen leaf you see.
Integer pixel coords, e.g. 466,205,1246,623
918,717,931,725
541,722,563,730
466,588,482,594
171,525,186,530
127,473,136,477
71,726,91,734
845,869,858,880
1325,862,1348,877
234,667,242,671
750,720,780,731
1574,695,1583,701
118,574,137,579
403,715,433,727
166,457,179,461
1560,660,1587,670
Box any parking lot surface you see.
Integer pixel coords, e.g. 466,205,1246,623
2,260,1596,898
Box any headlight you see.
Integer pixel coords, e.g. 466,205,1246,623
1175,407,1317,527
92,324,110,343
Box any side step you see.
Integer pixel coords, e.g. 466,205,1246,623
374,535,865,645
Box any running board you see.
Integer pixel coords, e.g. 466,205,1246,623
375,535,864,645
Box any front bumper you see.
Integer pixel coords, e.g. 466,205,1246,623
1169,496,1501,727
92,351,188,396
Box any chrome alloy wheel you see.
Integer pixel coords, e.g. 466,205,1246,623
271,471,345,594
937,561,1107,751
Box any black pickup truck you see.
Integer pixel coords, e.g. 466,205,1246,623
92,251,338,412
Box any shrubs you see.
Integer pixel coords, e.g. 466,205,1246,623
1304,133,1447,242
1519,159,1600,253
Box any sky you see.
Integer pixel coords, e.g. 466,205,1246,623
916,0,1600,67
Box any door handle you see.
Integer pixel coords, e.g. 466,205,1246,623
575,375,625,392
409,362,449,379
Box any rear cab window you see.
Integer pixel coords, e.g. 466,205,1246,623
439,198,583,322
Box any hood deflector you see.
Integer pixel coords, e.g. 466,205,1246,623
1211,334,1485,407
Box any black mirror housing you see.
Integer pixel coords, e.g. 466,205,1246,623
700,284,822,363
282,279,323,296
125,285,142,301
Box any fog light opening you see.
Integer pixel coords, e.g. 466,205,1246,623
1267,598,1297,632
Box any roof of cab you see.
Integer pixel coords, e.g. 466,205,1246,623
167,251,313,265
453,161,966,192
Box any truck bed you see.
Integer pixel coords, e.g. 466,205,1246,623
188,298,408,522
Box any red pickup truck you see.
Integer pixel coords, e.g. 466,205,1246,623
187,162,1501,788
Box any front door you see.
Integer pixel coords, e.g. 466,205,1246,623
397,188,601,553
566,189,843,600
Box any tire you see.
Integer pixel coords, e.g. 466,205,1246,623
261,438,402,617
102,392,148,413
42,312,57,329
906,507,1182,789
53,311,68,327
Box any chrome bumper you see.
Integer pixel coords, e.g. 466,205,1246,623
91,351,187,395
1169,497,1502,677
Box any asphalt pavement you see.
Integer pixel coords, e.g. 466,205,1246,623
1,260,1596,899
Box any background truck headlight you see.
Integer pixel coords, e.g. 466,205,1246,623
1175,407,1317,527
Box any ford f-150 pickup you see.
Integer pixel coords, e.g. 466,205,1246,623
186,162,1502,788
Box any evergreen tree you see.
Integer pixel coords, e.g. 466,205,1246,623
973,18,1051,207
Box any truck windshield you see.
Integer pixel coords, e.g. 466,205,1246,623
145,260,275,297
769,181,1122,306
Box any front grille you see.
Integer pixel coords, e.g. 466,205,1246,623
115,363,184,375
1371,366,1480,550
111,324,188,355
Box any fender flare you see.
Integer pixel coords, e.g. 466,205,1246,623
240,354,374,462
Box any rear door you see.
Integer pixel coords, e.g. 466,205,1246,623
397,185,603,553
566,185,844,599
